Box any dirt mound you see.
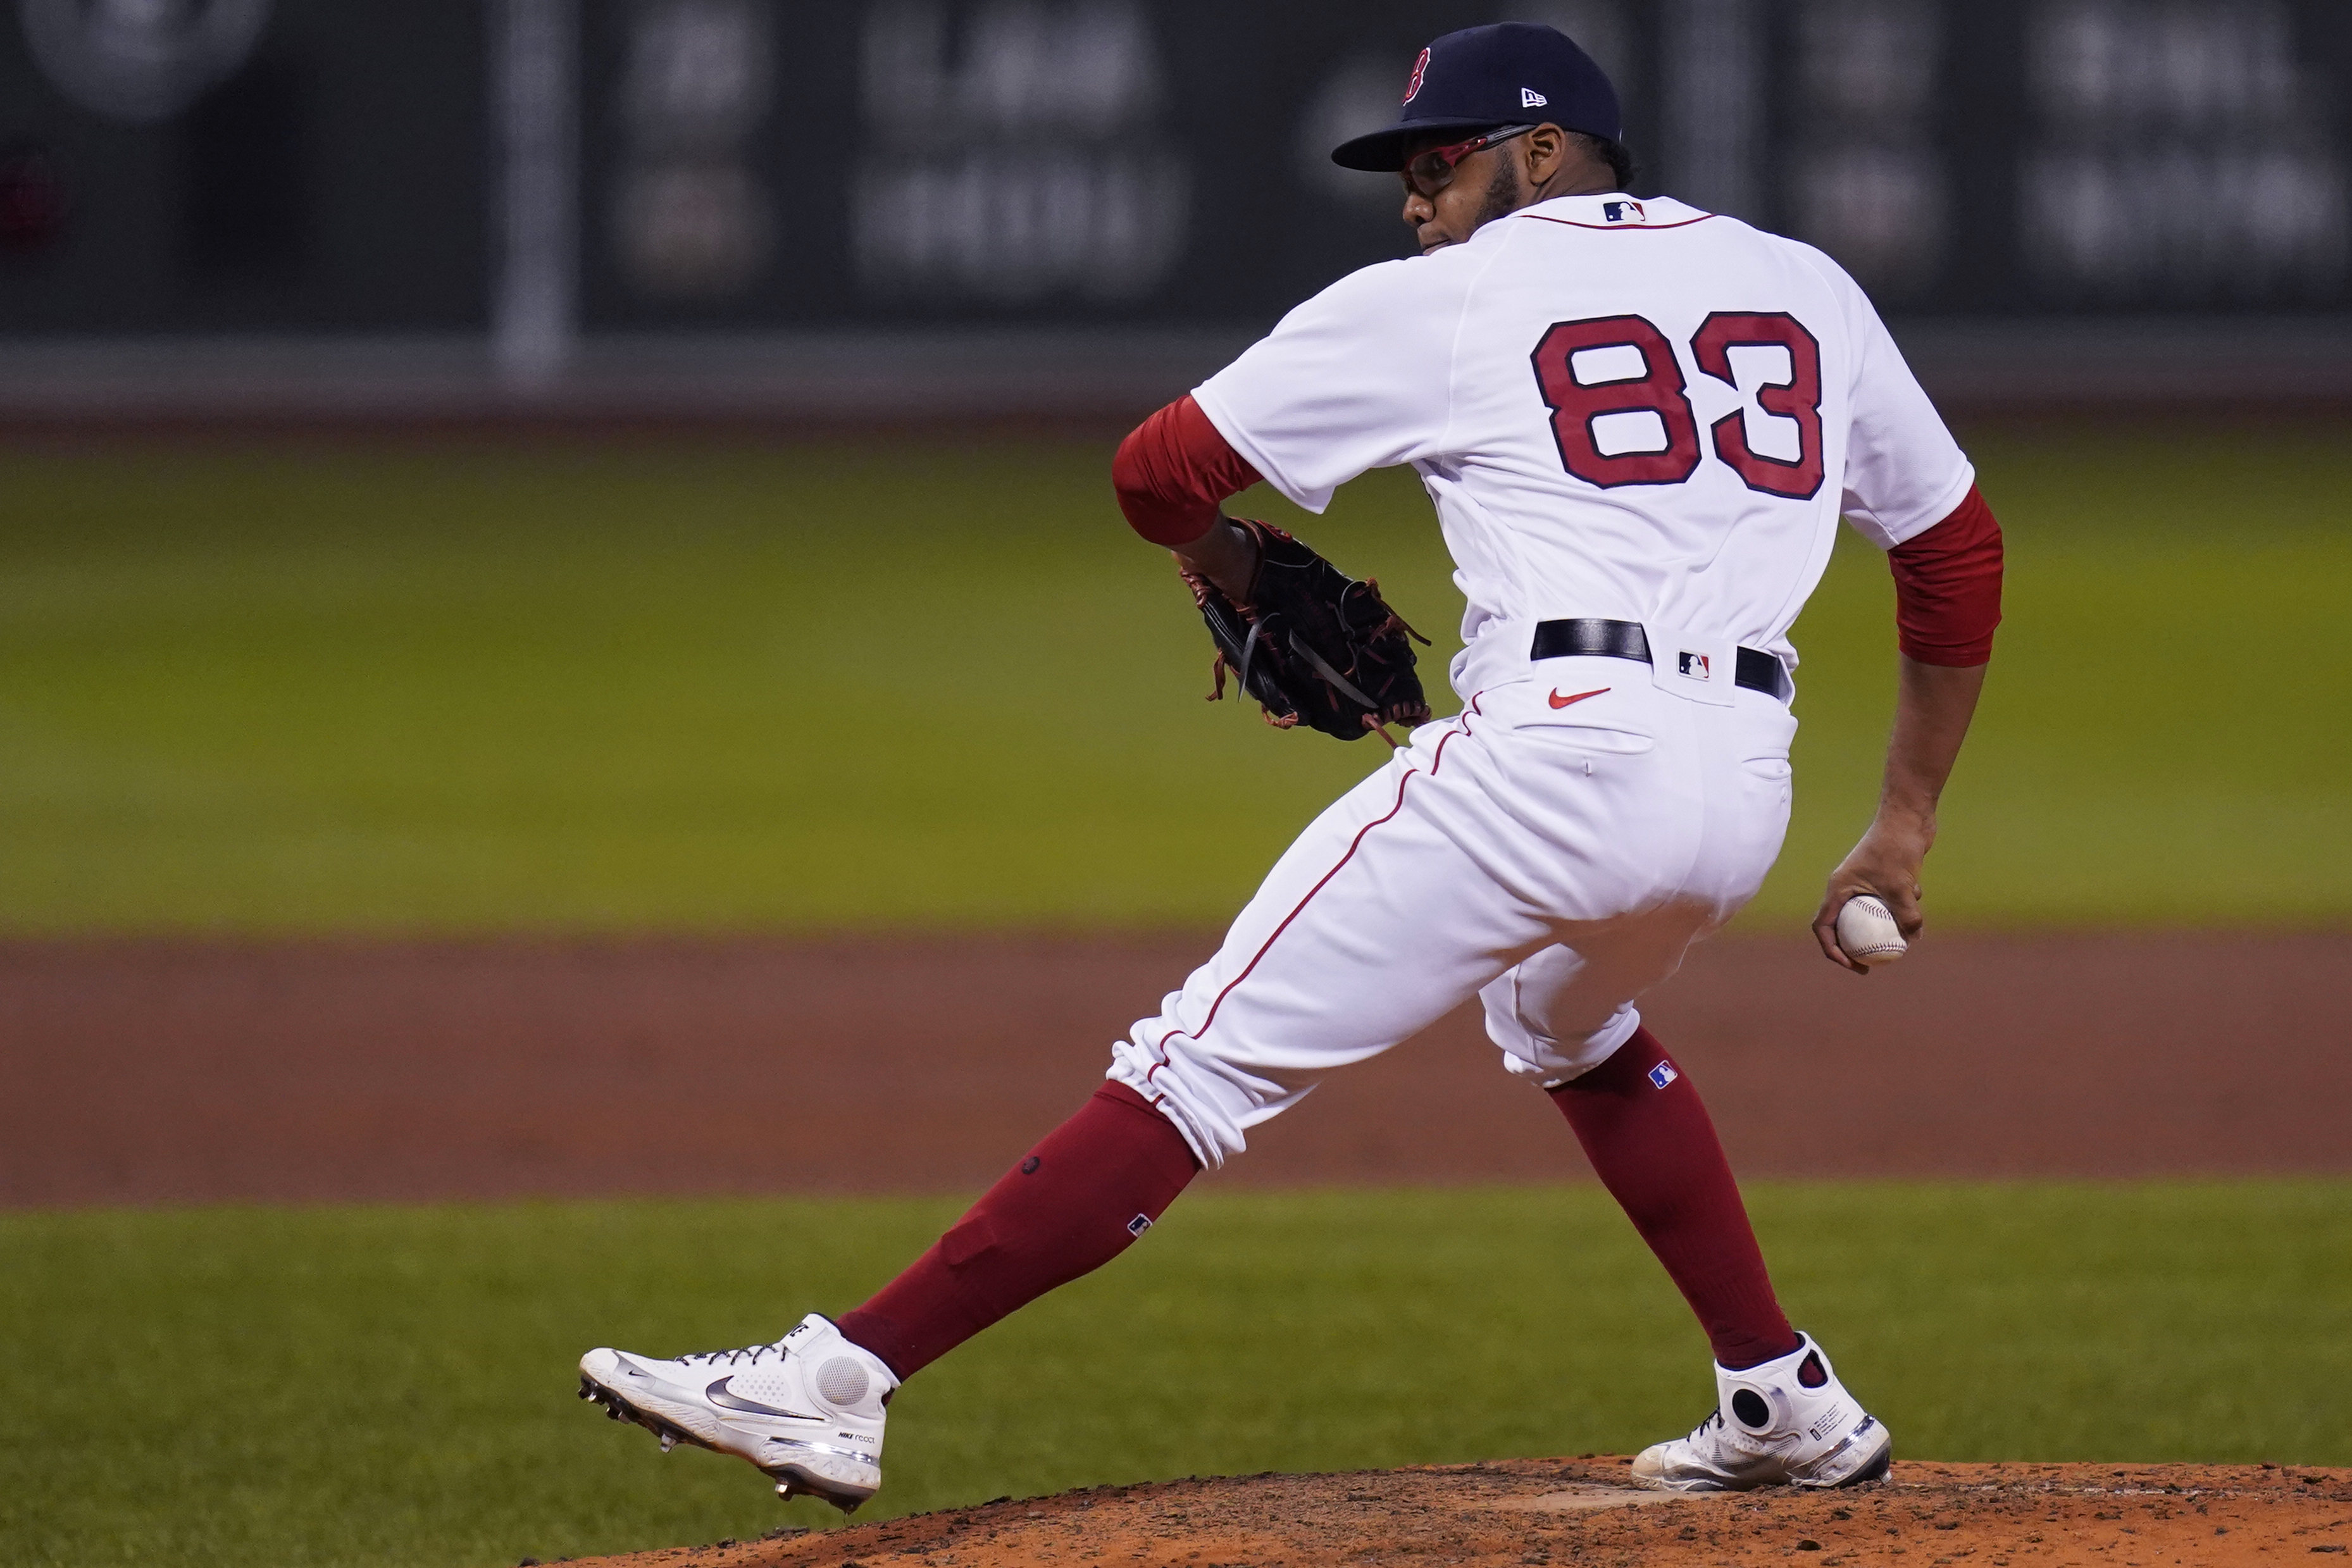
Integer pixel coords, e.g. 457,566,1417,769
573,1459,2348,1567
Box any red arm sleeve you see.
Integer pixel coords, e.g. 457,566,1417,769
1887,484,2004,666
1112,394,1264,547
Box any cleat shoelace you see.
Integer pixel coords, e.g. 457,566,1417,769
675,1341,787,1367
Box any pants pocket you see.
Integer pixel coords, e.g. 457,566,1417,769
1739,752,1793,809
1520,723,1658,756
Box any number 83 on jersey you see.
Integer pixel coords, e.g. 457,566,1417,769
1530,313,1826,499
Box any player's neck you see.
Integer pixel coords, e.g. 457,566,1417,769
1520,147,1621,209
1522,171,1618,208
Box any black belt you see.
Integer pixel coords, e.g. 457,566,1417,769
1530,618,1792,702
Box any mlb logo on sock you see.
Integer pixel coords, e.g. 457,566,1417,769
1648,1062,1678,1089
1126,1214,1153,1236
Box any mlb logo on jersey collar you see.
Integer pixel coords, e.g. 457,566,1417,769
1602,198,1646,224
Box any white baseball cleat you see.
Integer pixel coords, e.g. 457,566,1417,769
1631,1332,1892,1493
578,1313,898,1510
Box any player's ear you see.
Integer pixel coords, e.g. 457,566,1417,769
1524,123,1567,184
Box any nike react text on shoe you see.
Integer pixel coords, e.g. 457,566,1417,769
578,1313,897,1510
1631,1332,1891,1493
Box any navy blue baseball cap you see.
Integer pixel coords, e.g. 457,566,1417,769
1331,22,1621,172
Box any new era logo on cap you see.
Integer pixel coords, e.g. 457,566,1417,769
1521,86,1547,106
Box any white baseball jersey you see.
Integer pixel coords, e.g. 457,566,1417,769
1109,194,1973,1167
1192,192,1973,699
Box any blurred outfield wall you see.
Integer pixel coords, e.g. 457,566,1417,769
2,0,2351,418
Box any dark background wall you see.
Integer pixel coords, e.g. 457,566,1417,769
0,1,487,333
1,0,2347,340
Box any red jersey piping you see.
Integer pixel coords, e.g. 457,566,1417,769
1525,213,1719,232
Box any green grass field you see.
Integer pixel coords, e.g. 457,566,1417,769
4,428,2346,1567
3,424,2348,934
2,1183,2346,1568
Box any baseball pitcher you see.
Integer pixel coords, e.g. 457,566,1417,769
578,22,2004,1510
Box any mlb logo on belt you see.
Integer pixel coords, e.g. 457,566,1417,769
1677,650,1712,681
1602,199,1646,224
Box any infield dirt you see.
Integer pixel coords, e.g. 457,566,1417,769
570,1461,2350,1568
3,930,2346,1207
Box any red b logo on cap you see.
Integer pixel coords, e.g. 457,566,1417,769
1402,46,1430,104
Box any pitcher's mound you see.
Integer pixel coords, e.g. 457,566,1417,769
575,1459,2347,1567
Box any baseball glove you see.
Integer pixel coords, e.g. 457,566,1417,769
1183,518,1432,742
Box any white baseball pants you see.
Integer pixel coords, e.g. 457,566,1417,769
1108,658,1800,1167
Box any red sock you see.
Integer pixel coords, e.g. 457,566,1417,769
837,1082,1200,1380
1549,1026,1800,1370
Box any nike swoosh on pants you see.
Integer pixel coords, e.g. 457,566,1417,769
1548,687,1610,709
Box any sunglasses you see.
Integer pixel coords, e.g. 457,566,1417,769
1402,123,1540,198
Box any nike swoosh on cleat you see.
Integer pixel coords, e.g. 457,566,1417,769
1548,687,1610,709
706,1378,824,1421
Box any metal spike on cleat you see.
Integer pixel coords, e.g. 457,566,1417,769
659,1433,677,1453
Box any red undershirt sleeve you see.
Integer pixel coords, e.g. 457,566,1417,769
1112,394,1264,547
1886,483,2004,666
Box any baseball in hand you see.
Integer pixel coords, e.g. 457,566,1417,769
1834,894,1908,966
